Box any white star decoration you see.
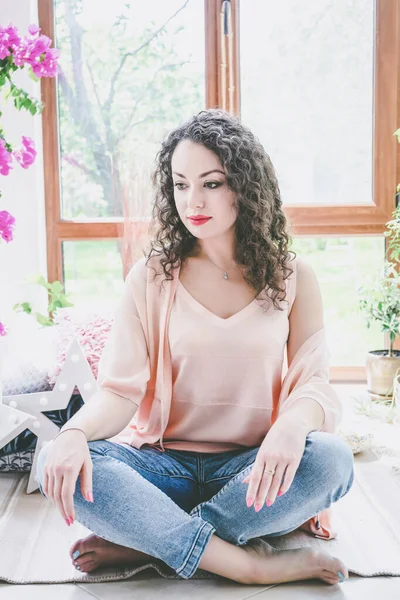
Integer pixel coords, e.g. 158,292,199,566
0,339,98,493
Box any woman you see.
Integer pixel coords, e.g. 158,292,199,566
36,109,354,586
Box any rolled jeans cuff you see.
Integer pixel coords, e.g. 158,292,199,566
175,520,216,579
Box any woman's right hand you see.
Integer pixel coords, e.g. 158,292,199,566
41,429,93,525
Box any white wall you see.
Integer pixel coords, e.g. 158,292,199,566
0,0,48,330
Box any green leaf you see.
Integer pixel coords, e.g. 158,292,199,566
13,302,33,315
35,313,53,327
60,298,74,308
27,67,40,83
4,87,12,101
50,281,63,294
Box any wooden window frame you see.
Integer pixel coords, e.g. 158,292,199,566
38,0,400,381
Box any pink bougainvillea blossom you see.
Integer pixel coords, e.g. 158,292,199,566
0,23,21,59
0,139,13,176
0,210,16,243
13,136,36,169
12,26,60,78
31,46,60,78
28,24,40,36
0,321,7,336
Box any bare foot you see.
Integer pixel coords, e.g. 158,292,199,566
242,538,348,586
69,533,153,573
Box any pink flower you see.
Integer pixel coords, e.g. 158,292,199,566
0,210,16,243
13,136,36,169
30,46,60,78
28,24,40,36
0,23,21,59
0,321,7,337
13,26,60,77
0,139,13,176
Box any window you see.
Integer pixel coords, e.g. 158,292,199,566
291,237,384,370
241,0,374,207
39,0,400,379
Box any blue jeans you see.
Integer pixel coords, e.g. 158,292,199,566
36,431,354,579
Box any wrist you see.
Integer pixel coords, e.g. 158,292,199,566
276,398,325,434
274,413,311,436
55,427,88,441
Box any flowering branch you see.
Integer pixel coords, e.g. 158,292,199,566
0,22,59,335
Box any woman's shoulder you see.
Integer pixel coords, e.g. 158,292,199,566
126,253,164,281
284,253,316,281
285,254,320,309
125,252,176,297
283,253,317,310
291,255,318,287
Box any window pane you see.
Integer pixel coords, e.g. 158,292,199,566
55,0,205,220
63,241,124,310
291,237,384,366
240,0,374,205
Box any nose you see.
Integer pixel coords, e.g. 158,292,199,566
187,187,204,210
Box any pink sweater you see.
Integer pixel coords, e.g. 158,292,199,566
98,254,343,539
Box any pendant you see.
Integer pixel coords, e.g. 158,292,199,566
223,272,229,280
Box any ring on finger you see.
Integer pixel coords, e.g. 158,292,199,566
263,467,276,476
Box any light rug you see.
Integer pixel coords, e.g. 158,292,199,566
1,449,400,584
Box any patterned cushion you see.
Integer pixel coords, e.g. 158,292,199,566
1,314,58,396
3,362,51,396
0,393,84,466
0,450,35,472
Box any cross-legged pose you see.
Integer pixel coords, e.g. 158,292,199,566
37,109,354,586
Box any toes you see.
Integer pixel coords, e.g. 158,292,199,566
75,559,97,573
69,542,81,560
73,551,96,569
321,570,341,585
69,535,93,560
319,553,348,578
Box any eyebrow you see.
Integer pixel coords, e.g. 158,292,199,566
172,169,225,179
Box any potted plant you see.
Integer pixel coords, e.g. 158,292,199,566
359,205,400,401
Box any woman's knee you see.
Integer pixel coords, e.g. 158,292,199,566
304,432,354,488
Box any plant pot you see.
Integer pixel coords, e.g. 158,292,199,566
366,350,400,401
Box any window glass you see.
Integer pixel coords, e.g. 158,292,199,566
240,0,374,205
63,241,124,310
54,0,205,219
292,237,384,365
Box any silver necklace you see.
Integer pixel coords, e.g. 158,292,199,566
203,253,232,280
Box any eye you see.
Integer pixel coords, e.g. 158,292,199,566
174,182,187,190
205,181,223,189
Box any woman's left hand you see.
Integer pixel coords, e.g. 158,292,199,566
242,419,309,511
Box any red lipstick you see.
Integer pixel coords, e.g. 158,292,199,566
188,215,212,226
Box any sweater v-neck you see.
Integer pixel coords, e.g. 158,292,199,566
176,279,259,327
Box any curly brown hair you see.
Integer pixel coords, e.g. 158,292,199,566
147,108,295,310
